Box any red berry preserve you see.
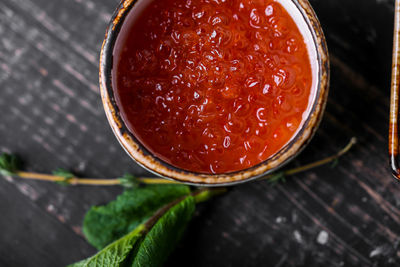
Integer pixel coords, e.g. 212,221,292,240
112,0,313,174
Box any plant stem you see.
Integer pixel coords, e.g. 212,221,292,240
139,178,181,184
16,171,179,185
261,137,357,181
7,137,356,186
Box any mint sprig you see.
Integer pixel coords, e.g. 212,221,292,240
0,138,356,267
69,186,224,267
83,184,191,250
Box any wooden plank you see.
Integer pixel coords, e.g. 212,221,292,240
0,0,399,266
0,177,96,266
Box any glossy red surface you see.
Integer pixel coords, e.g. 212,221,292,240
112,0,312,174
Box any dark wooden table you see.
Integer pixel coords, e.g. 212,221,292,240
0,0,399,266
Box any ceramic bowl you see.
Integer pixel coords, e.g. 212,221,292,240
99,0,329,186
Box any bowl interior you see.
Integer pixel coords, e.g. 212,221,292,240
99,0,329,186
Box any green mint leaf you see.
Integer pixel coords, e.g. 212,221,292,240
118,173,139,188
53,168,74,186
83,184,191,249
131,196,195,267
68,224,146,267
69,195,195,267
0,153,19,176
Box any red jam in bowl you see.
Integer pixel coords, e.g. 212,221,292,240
112,0,313,174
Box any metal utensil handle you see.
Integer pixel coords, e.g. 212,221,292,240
390,0,400,180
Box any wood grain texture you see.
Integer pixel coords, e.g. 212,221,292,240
0,0,399,266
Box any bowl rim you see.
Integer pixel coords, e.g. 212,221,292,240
99,0,330,186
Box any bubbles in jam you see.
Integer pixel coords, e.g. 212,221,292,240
113,0,312,174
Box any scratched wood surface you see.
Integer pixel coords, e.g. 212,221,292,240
0,0,399,266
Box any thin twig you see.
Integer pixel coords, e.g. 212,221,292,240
262,137,357,181
5,137,356,186
16,171,179,185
